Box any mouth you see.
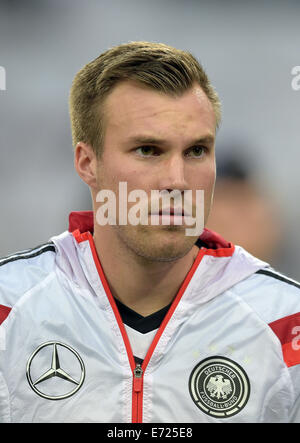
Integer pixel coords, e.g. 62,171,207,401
148,207,193,224
161,206,193,217
160,207,185,216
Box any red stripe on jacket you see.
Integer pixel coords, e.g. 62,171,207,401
269,312,300,367
0,304,11,325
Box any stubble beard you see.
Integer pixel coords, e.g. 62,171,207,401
112,223,198,263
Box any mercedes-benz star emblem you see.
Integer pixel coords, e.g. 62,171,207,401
26,341,85,400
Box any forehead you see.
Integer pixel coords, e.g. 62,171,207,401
103,80,216,140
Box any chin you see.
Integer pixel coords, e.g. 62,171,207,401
119,225,197,263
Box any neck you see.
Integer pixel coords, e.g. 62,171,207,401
93,225,200,317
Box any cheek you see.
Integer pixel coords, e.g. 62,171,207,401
193,165,216,192
208,171,216,194
97,161,152,197
193,167,216,212
206,161,216,189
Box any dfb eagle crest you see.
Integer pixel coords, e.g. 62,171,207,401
189,356,250,418
206,374,232,399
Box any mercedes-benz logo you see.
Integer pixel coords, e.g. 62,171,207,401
26,341,85,400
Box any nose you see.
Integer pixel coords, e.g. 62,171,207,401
157,154,188,192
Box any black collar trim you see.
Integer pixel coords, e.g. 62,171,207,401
114,297,172,334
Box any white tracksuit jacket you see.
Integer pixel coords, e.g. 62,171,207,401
1,211,300,423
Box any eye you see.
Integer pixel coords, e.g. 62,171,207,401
186,145,206,158
135,146,159,157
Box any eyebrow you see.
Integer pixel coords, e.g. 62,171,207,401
127,134,215,146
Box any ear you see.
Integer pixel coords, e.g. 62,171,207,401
74,142,98,190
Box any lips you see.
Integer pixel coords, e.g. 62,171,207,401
159,207,184,216
149,207,192,218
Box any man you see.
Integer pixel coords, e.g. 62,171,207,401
1,41,300,423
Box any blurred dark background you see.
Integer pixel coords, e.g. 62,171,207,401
0,0,299,279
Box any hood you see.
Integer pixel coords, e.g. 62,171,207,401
51,211,270,309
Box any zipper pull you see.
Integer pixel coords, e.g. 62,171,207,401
133,364,143,393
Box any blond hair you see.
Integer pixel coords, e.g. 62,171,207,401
69,41,221,157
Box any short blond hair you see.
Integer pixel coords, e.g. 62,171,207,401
69,41,221,157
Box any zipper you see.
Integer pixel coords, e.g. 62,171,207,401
85,231,207,424
132,363,143,423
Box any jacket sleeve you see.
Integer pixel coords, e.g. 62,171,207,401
0,242,56,310
0,242,56,423
287,365,300,422
232,267,300,422
268,311,300,422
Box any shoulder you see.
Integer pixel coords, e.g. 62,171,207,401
231,267,300,323
231,267,300,368
0,242,57,324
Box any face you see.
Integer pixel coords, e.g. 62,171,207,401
93,80,216,262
